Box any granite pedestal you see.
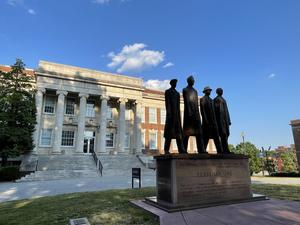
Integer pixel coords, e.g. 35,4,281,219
145,154,267,212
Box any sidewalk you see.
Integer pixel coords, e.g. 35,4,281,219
0,176,299,203
0,175,155,203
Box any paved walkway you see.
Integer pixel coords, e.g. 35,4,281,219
0,175,155,203
132,199,300,225
0,176,299,203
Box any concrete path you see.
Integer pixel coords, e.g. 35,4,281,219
0,175,155,203
132,199,300,225
0,176,299,203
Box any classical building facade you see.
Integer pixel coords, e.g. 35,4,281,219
2,61,215,156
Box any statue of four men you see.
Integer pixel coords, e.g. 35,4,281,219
164,76,231,154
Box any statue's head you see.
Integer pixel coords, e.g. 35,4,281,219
216,88,223,96
170,79,177,88
203,86,212,96
187,76,195,86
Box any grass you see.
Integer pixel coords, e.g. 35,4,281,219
252,184,300,201
0,184,299,225
0,187,158,225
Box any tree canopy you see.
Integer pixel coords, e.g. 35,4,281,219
232,142,263,175
0,59,36,165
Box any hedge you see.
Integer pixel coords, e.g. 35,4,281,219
0,166,21,181
270,172,300,177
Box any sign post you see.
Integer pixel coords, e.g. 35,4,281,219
132,168,141,189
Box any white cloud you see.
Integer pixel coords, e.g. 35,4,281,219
6,0,24,6
268,73,276,79
163,62,174,68
143,79,170,91
107,43,165,73
6,0,36,15
92,0,110,4
27,9,35,15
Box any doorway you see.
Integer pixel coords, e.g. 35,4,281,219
83,131,95,154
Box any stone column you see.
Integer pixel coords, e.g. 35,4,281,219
32,87,46,154
134,100,142,154
97,95,109,153
117,97,127,153
53,90,68,154
76,93,89,153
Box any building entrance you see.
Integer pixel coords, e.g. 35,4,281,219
83,131,95,154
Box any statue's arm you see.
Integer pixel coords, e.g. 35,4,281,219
165,91,172,116
225,101,231,125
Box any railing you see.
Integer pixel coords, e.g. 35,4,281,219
91,150,103,176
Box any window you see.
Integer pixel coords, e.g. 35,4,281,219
160,109,166,125
149,107,157,124
106,107,113,119
44,96,55,114
141,130,145,149
61,130,75,146
125,133,130,148
86,101,95,117
40,129,52,146
65,98,75,115
149,131,157,149
161,131,165,150
141,107,145,123
125,109,131,121
106,133,114,147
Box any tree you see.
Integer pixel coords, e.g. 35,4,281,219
280,148,298,172
0,59,36,166
233,142,263,175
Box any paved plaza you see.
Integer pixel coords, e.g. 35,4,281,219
132,198,300,225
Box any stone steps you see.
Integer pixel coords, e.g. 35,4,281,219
16,154,100,182
99,154,155,177
17,169,100,182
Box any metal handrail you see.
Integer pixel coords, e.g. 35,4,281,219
91,150,103,176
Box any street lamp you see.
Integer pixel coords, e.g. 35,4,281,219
261,146,271,176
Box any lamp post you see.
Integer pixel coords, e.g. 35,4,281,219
261,146,271,176
241,132,246,153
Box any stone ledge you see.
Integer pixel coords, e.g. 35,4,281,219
144,194,268,212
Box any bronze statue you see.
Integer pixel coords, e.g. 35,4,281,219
214,88,231,153
200,86,223,153
182,76,206,153
164,79,186,154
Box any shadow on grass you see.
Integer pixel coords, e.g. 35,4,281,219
0,187,158,225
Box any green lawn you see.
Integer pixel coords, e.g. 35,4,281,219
0,187,158,225
252,184,300,201
0,184,299,225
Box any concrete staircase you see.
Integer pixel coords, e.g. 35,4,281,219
17,155,100,182
99,154,155,177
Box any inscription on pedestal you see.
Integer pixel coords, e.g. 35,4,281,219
155,154,252,207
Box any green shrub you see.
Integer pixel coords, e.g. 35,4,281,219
270,172,300,177
0,166,20,181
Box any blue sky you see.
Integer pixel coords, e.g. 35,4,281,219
1,0,300,149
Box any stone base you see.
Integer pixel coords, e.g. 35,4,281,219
148,153,267,212
145,194,267,212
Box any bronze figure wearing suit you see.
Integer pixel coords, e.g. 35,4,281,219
182,76,206,153
200,86,223,153
214,88,231,153
164,79,186,154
